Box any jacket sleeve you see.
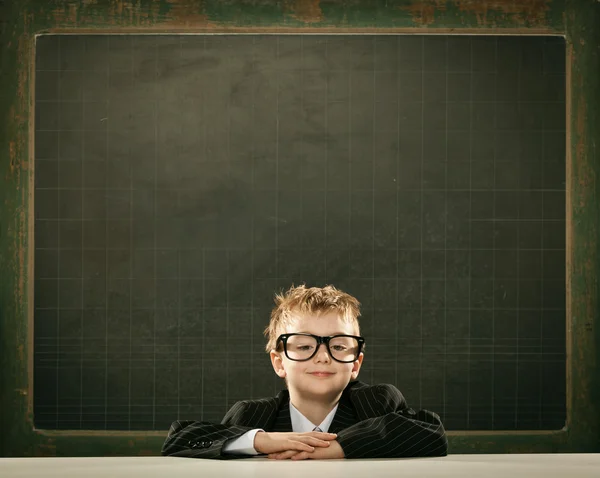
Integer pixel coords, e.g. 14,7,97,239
337,384,448,459
161,401,259,459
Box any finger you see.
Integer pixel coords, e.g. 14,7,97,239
269,450,301,460
291,451,310,461
306,432,337,439
292,436,330,447
281,450,302,460
288,440,315,453
303,437,331,447
267,451,287,460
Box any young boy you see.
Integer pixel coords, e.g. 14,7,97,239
162,285,447,459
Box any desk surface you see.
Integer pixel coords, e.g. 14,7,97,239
1,454,599,478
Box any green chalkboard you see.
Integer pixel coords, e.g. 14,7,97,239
33,34,566,432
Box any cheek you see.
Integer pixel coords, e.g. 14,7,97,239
283,360,303,374
334,363,355,374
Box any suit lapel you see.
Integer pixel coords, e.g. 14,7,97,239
328,390,358,433
270,399,292,432
264,388,292,432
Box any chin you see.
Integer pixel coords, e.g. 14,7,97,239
300,378,347,393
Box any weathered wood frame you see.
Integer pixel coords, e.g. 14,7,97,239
0,0,598,456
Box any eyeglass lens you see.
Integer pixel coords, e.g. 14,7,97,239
285,335,359,362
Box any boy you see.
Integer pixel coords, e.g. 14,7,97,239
162,285,447,459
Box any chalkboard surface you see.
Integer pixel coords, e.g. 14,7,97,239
34,34,566,431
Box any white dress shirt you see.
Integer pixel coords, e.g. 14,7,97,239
222,401,339,455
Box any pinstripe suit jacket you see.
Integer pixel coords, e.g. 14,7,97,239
161,380,448,459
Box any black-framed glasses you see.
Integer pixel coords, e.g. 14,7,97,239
276,333,365,363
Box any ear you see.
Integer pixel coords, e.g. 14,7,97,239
270,350,287,379
350,352,364,380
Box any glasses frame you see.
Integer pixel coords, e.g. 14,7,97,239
276,333,365,363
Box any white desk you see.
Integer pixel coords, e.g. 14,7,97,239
0,454,599,478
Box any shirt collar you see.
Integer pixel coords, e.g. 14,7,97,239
289,401,339,433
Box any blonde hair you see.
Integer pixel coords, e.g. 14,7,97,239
264,284,361,352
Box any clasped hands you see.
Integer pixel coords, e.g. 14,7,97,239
254,431,344,460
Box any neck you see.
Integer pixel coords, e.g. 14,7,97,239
288,387,343,427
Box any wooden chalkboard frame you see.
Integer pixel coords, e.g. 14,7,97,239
0,0,598,456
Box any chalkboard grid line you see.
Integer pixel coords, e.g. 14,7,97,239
79,44,85,431
29,307,569,312
152,37,158,430
32,99,569,105
55,34,61,431
249,34,254,403
395,35,400,407
324,36,329,293
539,48,546,431
467,37,473,429
514,35,521,430
103,36,109,431
444,36,449,426
177,35,182,427
488,37,496,430
30,187,570,194
371,36,376,387
419,36,424,411
224,37,229,419
130,36,135,431
348,39,352,358
31,245,568,252
201,34,206,420
298,34,302,301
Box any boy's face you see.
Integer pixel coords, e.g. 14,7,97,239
270,310,363,400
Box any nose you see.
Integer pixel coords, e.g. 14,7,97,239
313,343,331,363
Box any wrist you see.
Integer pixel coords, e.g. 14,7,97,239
253,430,266,452
332,440,345,458
313,440,346,459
